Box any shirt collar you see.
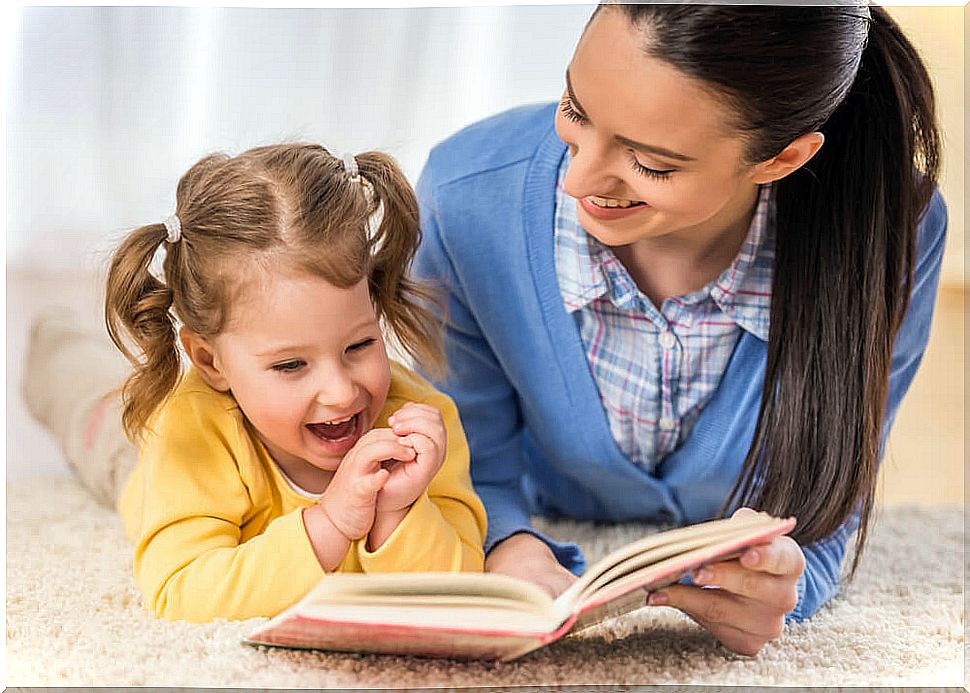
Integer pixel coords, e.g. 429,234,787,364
554,153,774,340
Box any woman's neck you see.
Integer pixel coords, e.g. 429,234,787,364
612,186,761,308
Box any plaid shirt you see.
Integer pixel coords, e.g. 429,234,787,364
554,156,774,472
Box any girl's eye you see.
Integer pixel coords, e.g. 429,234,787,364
558,95,587,125
271,360,305,373
347,338,376,353
628,152,674,180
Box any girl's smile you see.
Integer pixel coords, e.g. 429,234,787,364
305,411,365,456
190,272,392,493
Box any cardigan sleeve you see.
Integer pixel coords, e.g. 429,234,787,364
413,162,585,572
788,187,948,621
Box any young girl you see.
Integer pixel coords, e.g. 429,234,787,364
23,143,487,623
413,3,946,655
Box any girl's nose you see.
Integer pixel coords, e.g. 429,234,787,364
317,369,358,409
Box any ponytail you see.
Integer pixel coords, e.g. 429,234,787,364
357,152,446,377
104,224,183,441
726,6,941,575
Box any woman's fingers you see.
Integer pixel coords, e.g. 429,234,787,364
653,584,785,644
739,534,805,577
687,606,781,657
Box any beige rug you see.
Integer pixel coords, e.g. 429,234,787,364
6,474,965,687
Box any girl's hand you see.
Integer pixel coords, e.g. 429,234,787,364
485,532,578,598
648,507,805,656
379,402,447,513
317,428,416,541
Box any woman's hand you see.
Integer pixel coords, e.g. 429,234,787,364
648,508,805,656
484,532,578,598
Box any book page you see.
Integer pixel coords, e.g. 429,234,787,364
295,600,565,634
575,525,760,603
299,572,562,624
573,517,795,616
555,513,779,611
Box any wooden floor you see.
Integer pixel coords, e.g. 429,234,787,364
6,271,965,506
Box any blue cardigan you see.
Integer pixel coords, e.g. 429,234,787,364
413,103,947,620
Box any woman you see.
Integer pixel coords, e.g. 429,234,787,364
413,3,945,655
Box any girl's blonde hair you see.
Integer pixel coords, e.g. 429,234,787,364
105,143,443,441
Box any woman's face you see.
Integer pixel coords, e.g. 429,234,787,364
555,8,763,250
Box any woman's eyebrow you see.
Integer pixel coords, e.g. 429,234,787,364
565,69,697,164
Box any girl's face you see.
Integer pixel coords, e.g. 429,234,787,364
199,272,391,492
555,8,763,251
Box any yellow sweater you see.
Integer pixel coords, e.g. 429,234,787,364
117,361,487,623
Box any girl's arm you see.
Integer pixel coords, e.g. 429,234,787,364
128,398,327,622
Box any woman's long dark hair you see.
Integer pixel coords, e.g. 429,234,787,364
607,4,940,575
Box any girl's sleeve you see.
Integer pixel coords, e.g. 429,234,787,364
412,164,585,573
131,397,325,623
789,187,948,621
356,389,487,573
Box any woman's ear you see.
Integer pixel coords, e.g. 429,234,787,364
749,131,825,184
179,328,230,392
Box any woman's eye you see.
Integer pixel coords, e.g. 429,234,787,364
347,338,376,353
629,152,674,180
559,96,587,125
271,360,305,373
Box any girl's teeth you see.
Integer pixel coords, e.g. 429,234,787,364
589,195,639,208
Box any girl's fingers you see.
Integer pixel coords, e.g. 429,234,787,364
388,403,445,434
388,402,439,422
398,432,435,457
348,435,416,469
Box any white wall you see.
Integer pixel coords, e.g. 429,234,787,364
6,5,594,274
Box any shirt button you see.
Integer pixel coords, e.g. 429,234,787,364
658,331,677,349
659,416,676,431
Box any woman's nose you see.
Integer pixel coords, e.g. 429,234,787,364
562,141,619,199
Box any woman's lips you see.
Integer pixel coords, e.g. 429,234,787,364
578,195,650,221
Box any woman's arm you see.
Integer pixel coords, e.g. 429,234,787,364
413,162,585,581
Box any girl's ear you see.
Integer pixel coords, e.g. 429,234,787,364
749,131,825,185
179,327,231,392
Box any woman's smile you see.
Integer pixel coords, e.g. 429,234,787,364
579,194,650,221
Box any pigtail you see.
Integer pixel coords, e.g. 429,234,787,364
356,152,446,377
727,7,940,575
104,224,183,441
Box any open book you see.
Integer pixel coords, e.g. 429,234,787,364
244,512,795,661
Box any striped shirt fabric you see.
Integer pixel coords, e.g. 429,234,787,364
554,155,775,472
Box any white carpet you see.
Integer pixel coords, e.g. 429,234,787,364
6,474,965,687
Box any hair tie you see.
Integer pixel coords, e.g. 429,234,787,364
163,214,182,244
341,152,360,180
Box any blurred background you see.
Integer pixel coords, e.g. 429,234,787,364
5,4,964,506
